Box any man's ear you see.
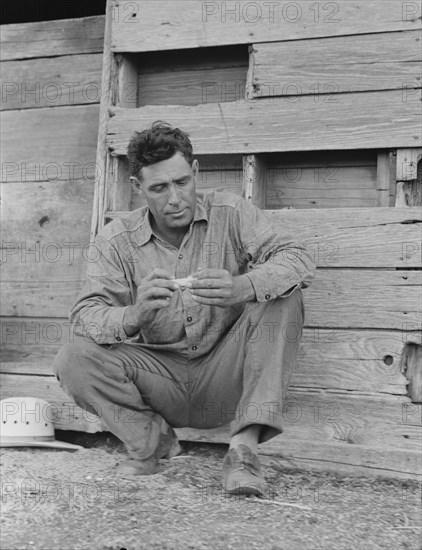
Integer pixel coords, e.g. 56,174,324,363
130,176,142,193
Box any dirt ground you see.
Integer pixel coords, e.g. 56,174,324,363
1,432,421,550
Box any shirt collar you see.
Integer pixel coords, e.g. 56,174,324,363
136,195,208,247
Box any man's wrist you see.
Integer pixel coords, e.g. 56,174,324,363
237,275,256,303
123,306,142,337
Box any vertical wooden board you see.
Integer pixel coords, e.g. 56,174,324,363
396,148,422,206
114,53,138,108
242,154,266,208
1,16,105,61
377,152,393,207
250,31,422,97
396,148,422,181
111,1,422,52
91,1,114,238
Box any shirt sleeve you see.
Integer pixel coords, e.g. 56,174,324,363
69,233,132,344
234,199,316,302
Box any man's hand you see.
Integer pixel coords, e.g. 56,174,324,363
186,269,256,307
123,268,180,336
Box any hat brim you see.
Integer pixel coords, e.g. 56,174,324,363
0,438,83,450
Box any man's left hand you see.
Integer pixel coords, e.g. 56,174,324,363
186,269,256,307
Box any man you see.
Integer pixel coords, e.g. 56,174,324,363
53,122,315,496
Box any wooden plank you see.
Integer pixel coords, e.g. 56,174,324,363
2,326,418,395
1,238,420,317
0,317,71,365
303,270,421,330
137,46,248,106
108,56,139,213
1,180,93,243
377,152,392,207
111,1,422,53
107,90,421,156
115,53,139,108
242,154,266,208
104,206,422,268
0,54,103,111
91,1,115,237
179,429,422,480
1,373,420,461
396,148,422,181
265,150,377,168
138,65,247,106
396,148,422,206
0,16,105,61
268,207,422,268
1,372,421,478
0,105,100,183
266,165,377,209
251,31,422,98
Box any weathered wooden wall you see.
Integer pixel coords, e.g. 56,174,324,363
1,2,421,479
1,17,105,391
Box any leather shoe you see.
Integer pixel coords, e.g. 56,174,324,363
116,423,181,476
222,444,267,496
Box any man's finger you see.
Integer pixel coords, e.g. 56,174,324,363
145,287,174,299
189,288,226,298
144,279,180,291
188,277,227,290
191,269,227,280
145,268,173,281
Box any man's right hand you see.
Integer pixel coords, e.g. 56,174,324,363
123,268,180,336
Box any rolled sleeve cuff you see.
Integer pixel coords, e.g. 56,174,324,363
245,271,302,302
71,306,130,345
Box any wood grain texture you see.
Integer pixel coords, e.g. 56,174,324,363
107,205,422,266
243,154,266,208
1,16,105,61
266,165,377,209
1,179,93,243
1,373,420,477
0,54,103,111
0,105,100,183
251,31,422,97
268,207,422,268
91,1,116,237
396,148,422,181
111,1,422,53
136,46,248,106
107,90,421,156
2,323,416,395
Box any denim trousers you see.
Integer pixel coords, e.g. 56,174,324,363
53,290,304,460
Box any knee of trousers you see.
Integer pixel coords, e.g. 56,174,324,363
52,341,102,395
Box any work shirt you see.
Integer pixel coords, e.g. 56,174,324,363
70,191,315,358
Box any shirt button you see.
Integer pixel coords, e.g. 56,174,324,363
265,293,271,300
192,345,197,351
178,254,183,259
116,336,122,342
187,316,192,322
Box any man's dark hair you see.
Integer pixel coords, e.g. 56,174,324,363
127,121,194,180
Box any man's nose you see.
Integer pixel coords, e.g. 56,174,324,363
168,184,181,205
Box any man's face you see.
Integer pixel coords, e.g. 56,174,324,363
138,152,198,235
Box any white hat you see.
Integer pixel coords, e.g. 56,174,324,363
0,397,82,450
